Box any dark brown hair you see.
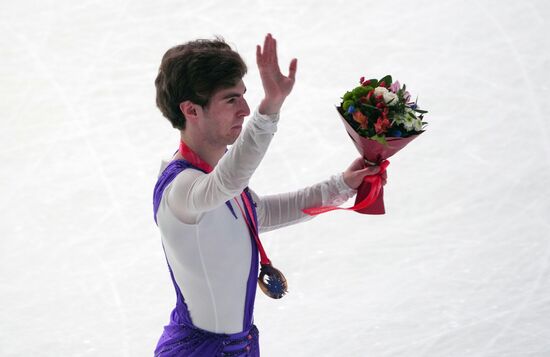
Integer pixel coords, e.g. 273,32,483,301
155,38,247,130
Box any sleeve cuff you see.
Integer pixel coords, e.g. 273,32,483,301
252,108,280,132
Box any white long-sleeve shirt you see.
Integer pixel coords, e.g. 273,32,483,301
156,109,356,334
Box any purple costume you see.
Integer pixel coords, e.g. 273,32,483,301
153,160,260,357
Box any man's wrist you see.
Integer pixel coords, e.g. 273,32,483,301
258,98,284,115
341,172,357,191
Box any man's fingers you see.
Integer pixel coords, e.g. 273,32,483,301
367,167,381,175
258,34,281,66
359,166,380,176
256,45,262,65
264,34,274,63
288,58,298,81
263,34,270,56
257,34,271,64
271,37,277,63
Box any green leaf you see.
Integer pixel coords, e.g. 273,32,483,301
367,79,378,87
371,135,387,145
379,75,392,86
342,100,354,111
363,85,375,92
360,103,381,112
351,86,370,98
343,92,353,101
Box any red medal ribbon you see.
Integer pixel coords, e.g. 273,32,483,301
302,160,390,215
234,195,271,265
179,141,214,173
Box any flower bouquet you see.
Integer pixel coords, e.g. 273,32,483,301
304,75,427,216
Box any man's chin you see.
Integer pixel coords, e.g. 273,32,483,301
230,127,242,138
225,132,241,145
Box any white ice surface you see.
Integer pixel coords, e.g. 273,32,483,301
1,0,550,356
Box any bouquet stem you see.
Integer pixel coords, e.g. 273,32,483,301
353,159,388,214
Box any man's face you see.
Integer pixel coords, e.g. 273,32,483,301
198,79,250,147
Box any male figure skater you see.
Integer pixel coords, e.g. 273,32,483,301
152,34,381,356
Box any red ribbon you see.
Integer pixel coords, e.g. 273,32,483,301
179,141,213,173
302,160,390,216
234,196,271,265
178,140,271,265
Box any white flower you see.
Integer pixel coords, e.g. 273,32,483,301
393,113,408,129
374,86,398,106
384,91,398,106
403,117,414,131
398,108,422,132
413,118,423,131
373,87,389,96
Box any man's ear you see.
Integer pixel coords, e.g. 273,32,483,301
179,101,200,122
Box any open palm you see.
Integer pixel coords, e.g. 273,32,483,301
256,34,297,113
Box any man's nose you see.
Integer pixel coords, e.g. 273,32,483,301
239,98,251,117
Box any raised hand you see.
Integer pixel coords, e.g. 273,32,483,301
256,33,298,115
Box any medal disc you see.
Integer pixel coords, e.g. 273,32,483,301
258,263,288,299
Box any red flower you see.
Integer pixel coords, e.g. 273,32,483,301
367,90,374,101
374,117,391,134
352,111,368,128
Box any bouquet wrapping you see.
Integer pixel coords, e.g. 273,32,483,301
304,75,427,216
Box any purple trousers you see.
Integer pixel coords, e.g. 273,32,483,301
153,160,260,357
154,312,259,356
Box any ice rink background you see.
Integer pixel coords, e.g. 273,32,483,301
1,0,550,356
